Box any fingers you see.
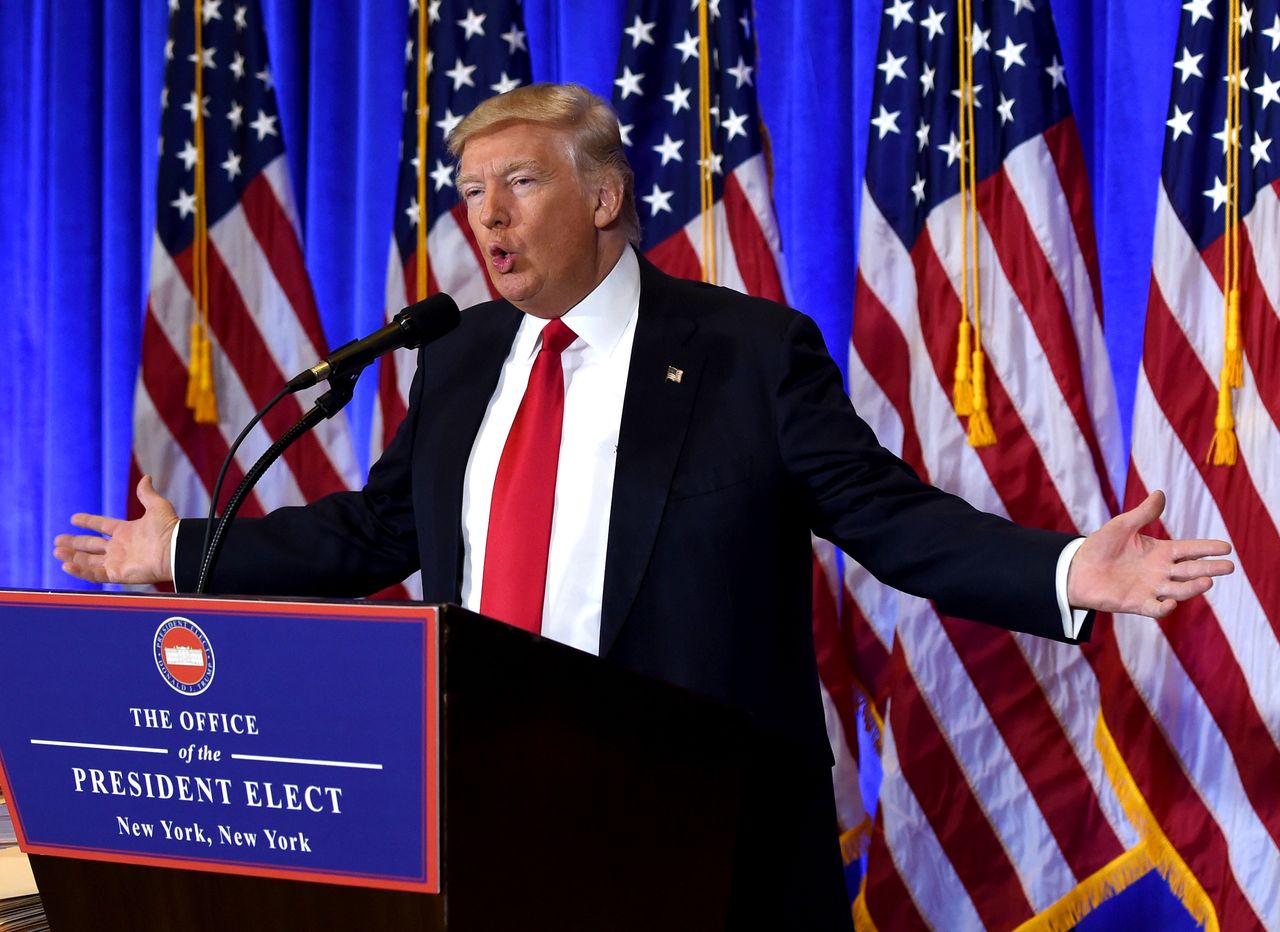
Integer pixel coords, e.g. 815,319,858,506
69,512,120,536
53,533,110,557
55,550,110,584
1117,489,1166,531
1169,538,1233,562
136,474,165,512
1168,558,1235,581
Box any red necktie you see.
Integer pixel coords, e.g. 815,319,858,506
479,317,579,633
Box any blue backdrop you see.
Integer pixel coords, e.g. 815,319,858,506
0,1,1193,925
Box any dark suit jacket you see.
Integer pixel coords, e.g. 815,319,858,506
177,257,1085,928
178,256,1084,753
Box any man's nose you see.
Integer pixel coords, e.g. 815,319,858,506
479,189,508,229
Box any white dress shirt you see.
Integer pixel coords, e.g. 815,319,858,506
459,246,641,654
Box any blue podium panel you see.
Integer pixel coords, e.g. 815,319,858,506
0,590,439,893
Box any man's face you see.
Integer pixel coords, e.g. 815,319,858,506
456,121,615,319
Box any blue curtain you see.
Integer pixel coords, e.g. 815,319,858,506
0,2,1190,924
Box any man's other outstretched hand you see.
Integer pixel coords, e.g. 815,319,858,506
53,475,178,585
1067,490,1234,618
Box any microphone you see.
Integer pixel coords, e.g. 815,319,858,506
285,293,461,393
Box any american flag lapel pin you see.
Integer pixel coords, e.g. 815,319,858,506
666,365,684,384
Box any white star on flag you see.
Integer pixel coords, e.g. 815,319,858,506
615,66,645,99
625,15,656,47
653,133,684,165
641,183,673,215
457,8,486,39
248,109,277,140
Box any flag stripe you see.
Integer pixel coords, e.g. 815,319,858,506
1143,289,1280,638
862,814,936,931
979,158,1119,517
237,171,329,357
722,170,785,302
851,275,928,475
911,231,1078,530
888,639,1035,928
854,2,1131,923
136,307,266,520
941,620,1125,877
198,244,351,502
1091,613,1264,930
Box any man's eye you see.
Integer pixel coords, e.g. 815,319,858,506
462,187,482,201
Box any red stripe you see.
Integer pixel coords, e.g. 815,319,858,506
1142,286,1280,637
1088,527,1264,929
911,232,1078,533
448,203,501,301
723,173,785,302
376,354,410,450
645,228,704,282
864,225,1124,908
977,165,1120,515
136,307,264,518
851,273,928,478
403,242,443,306
886,641,1036,928
941,619,1125,877
861,810,931,931
811,549,864,765
197,246,351,501
1154,592,1280,847
1203,226,1280,436
1042,120,1106,325
841,585,892,716
237,173,331,356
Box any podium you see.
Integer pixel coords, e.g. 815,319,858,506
3,597,751,931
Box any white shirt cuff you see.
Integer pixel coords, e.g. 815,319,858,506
170,519,181,587
1055,537,1089,639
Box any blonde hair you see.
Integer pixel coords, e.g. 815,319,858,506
448,83,641,246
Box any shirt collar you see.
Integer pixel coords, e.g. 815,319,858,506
511,246,640,362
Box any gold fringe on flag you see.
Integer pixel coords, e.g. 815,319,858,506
415,2,430,301
186,0,218,424
953,0,995,446
1010,845,1154,932
1210,0,1244,464
696,0,717,284
1093,716,1221,932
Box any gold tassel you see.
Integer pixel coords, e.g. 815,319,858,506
193,329,218,423
953,318,974,415
186,323,205,410
1223,289,1243,389
1207,378,1238,466
967,349,997,447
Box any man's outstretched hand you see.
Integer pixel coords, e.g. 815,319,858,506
53,475,178,585
1067,490,1234,618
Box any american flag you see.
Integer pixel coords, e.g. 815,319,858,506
1094,0,1280,926
849,0,1142,927
373,0,531,455
132,0,359,533
612,0,872,864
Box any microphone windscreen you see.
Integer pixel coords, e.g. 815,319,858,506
399,293,461,349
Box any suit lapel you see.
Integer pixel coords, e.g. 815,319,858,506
599,267,704,656
419,304,522,601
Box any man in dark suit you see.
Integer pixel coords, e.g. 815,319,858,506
56,84,1233,929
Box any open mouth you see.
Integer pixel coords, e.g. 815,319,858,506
488,243,514,272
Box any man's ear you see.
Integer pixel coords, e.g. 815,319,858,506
593,172,625,230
